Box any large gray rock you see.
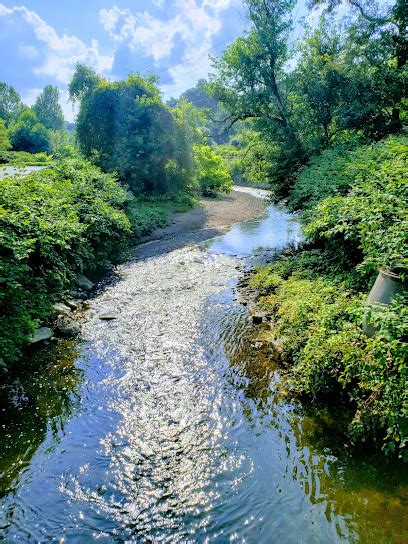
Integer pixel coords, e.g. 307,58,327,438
53,302,71,315
30,327,53,343
55,316,81,337
76,274,93,290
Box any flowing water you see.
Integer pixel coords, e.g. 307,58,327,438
1,192,407,543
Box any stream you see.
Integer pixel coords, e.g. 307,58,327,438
1,190,407,543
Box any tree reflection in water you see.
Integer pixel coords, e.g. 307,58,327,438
0,340,83,498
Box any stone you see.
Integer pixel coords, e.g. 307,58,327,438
69,290,85,299
55,316,80,337
65,299,81,310
30,327,53,343
53,302,71,315
252,314,264,325
98,312,119,320
76,274,93,290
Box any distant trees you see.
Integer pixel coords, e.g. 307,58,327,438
32,85,65,131
193,144,233,196
70,65,197,195
0,119,10,151
0,82,23,127
9,110,51,153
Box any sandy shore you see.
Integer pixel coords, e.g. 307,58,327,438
146,188,268,240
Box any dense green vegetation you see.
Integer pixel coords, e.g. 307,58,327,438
0,160,130,368
250,135,407,455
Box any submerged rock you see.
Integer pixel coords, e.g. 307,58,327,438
30,327,53,344
76,274,94,291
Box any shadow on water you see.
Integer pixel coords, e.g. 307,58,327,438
0,341,83,499
209,287,408,544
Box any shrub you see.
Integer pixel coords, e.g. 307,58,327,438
0,159,130,368
251,256,408,455
0,150,52,166
9,110,51,153
288,135,407,213
304,135,408,277
193,144,233,196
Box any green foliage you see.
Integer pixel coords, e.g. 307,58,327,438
0,150,52,166
0,159,130,368
0,119,10,151
0,82,22,127
9,109,51,153
126,194,195,240
193,144,233,196
251,255,408,455
210,0,407,198
32,85,65,131
72,69,194,196
68,63,102,102
304,136,408,276
288,138,362,211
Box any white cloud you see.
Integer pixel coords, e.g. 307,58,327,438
0,3,113,83
100,0,236,95
18,44,39,60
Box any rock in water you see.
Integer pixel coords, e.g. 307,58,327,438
55,316,81,337
53,302,71,314
76,274,93,290
65,299,81,310
30,327,53,343
98,312,119,320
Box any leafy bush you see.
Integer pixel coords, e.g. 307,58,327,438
0,159,130,368
288,135,406,212
0,119,10,151
193,144,233,196
251,256,408,455
9,109,51,153
0,150,52,166
304,136,408,276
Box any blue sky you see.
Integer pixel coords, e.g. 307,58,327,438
0,0,311,121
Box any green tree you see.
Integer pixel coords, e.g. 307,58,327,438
292,20,344,147
0,82,23,127
208,0,305,196
9,109,51,153
71,67,195,196
309,0,407,132
32,85,65,131
193,144,233,196
68,63,102,102
0,119,10,151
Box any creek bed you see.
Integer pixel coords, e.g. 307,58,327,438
0,192,407,543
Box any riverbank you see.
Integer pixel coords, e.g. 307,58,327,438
141,188,268,242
